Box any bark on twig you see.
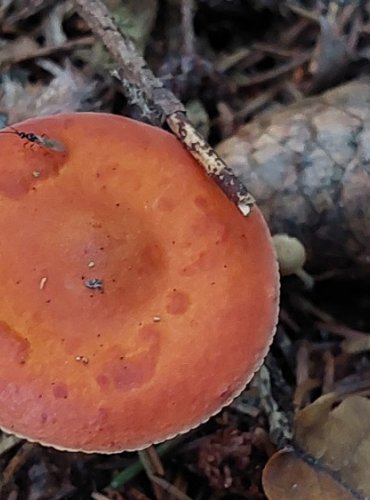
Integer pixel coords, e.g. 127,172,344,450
74,0,255,216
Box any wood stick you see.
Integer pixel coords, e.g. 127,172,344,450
74,0,255,215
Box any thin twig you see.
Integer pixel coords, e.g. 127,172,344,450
236,52,311,88
0,36,95,70
181,0,195,56
234,85,280,122
166,114,255,214
74,0,255,216
150,474,193,500
74,0,182,122
0,442,34,496
146,445,165,476
138,449,163,500
252,42,302,59
287,3,320,23
139,448,192,500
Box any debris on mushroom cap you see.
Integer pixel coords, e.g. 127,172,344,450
272,234,314,289
0,113,279,453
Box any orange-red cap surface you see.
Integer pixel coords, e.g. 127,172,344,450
0,113,279,452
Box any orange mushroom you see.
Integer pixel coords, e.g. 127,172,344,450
0,113,279,453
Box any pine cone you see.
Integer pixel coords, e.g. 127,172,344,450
217,79,370,273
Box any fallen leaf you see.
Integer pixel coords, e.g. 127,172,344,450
295,395,370,498
294,393,337,457
262,449,357,500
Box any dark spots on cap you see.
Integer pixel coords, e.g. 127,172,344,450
181,251,213,276
40,412,48,424
96,407,109,424
192,216,228,245
0,173,30,198
0,144,66,199
111,360,148,391
139,325,161,346
156,196,177,212
0,321,30,365
194,195,209,211
166,290,190,315
52,383,69,399
136,244,163,277
98,325,161,393
62,334,84,355
96,373,110,389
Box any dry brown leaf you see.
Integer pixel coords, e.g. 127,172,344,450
262,449,357,500
217,78,370,273
294,393,337,457
295,395,370,498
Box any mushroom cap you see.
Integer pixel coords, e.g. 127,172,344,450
0,113,279,453
272,234,307,276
